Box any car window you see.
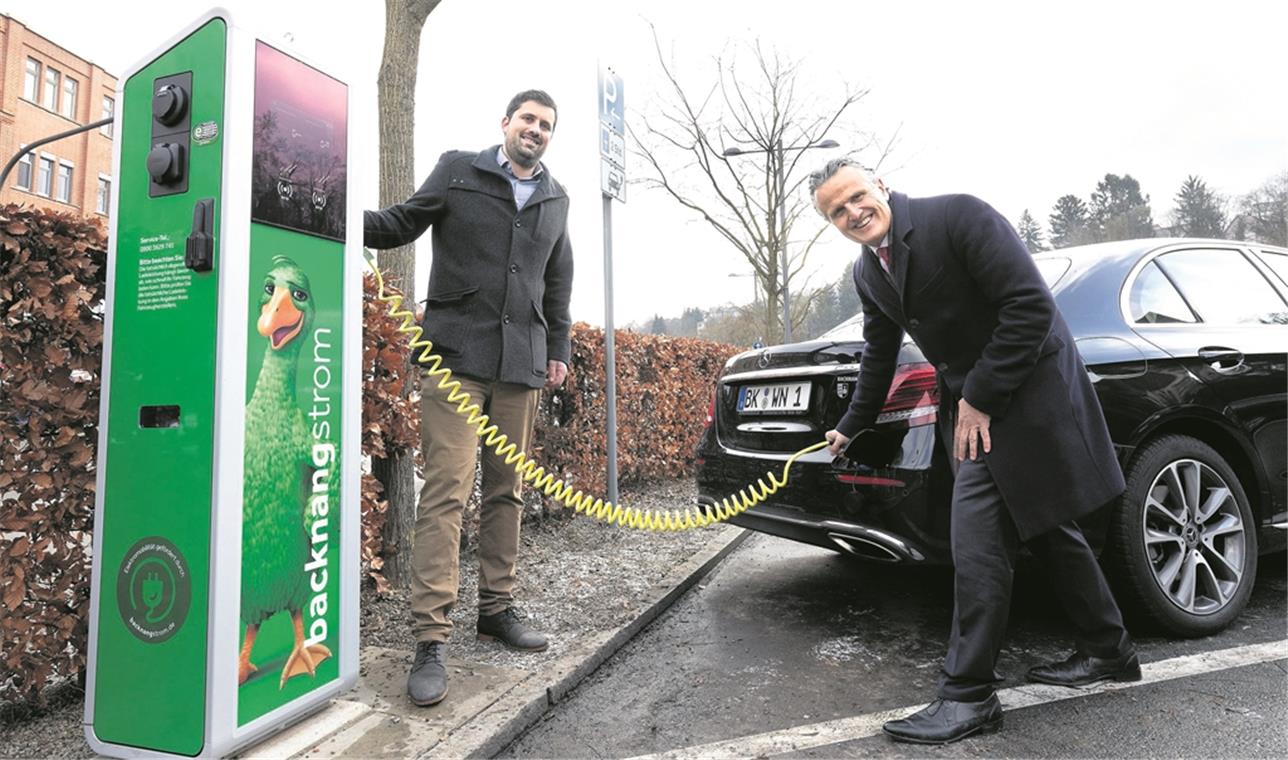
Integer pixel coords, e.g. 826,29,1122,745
1154,249,1288,325
1035,257,1071,289
820,313,864,340
1129,261,1197,324
1256,250,1288,289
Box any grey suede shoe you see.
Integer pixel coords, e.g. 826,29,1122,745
408,641,448,706
477,607,548,651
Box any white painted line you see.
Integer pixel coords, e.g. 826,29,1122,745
237,699,371,759
628,639,1288,760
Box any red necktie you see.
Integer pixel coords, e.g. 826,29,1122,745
876,245,891,272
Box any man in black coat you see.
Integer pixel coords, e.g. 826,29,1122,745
364,90,573,707
810,158,1139,744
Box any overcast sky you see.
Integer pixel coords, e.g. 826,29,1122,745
9,0,1286,328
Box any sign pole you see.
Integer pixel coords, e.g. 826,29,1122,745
598,64,626,506
601,195,618,506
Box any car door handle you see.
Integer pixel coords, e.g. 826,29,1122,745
1197,346,1244,372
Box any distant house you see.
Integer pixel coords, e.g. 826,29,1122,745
1,14,117,222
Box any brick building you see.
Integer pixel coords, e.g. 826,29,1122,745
1,14,116,222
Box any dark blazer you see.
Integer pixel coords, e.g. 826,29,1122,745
363,146,574,388
836,191,1125,540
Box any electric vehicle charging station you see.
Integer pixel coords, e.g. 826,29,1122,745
84,8,361,757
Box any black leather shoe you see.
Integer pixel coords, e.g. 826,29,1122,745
477,607,548,651
882,695,1003,745
1026,650,1141,687
408,641,448,706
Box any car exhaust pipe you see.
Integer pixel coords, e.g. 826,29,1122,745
826,530,921,563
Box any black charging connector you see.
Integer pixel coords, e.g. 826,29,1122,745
185,198,214,271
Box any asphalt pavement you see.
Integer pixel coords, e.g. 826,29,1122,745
500,533,1288,758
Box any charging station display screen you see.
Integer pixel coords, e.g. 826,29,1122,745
250,42,347,242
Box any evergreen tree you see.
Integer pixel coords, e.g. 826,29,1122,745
835,259,861,320
1171,175,1227,238
1016,209,1046,253
804,284,845,338
1090,173,1154,241
649,314,667,335
1049,195,1090,248
679,307,705,337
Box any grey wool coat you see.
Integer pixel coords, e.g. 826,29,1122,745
363,146,574,388
837,191,1126,540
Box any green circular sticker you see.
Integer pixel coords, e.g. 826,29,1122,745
116,537,192,644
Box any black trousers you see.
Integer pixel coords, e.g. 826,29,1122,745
937,456,1131,702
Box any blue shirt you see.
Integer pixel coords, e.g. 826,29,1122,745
497,147,543,210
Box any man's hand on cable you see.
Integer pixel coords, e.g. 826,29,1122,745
954,397,992,461
545,360,568,390
825,429,851,457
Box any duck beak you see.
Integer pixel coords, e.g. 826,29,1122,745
257,286,304,350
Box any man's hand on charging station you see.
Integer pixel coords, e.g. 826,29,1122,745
545,360,568,390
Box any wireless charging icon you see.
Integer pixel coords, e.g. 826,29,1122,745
116,537,191,644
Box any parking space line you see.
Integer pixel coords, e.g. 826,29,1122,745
627,639,1288,760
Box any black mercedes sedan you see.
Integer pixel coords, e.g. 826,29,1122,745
695,239,1287,637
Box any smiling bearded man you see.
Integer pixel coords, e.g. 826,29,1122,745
363,89,574,708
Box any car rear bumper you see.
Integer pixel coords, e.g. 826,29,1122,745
695,428,951,565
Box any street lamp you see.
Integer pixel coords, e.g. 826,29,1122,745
723,138,839,343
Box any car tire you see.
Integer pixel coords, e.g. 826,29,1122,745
1107,434,1257,637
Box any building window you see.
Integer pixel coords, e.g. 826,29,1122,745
24,58,41,102
56,162,74,203
43,66,60,110
97,176,112,215
101,96,115,137
61,77,79,120
37,156,55,197
16,151,35,191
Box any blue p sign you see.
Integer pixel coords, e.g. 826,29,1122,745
599,66,624,133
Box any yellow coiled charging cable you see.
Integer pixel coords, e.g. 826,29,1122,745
365,250,830,531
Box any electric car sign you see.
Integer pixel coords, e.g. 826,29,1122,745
116,537,192,644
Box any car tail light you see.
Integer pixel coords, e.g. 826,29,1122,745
704,387,716,427
874,362,938,427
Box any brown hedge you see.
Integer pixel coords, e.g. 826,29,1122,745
531,324,737,503
0,205,105,705
0,203,740,704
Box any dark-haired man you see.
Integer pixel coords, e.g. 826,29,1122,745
365,89,573,707
809,158,1137,744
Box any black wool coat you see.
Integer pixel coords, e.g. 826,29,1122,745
363,146,574,388
836,191,1125,540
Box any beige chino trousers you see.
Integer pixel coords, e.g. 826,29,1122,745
412,374,539,643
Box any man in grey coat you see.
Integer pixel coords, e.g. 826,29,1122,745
364,89,573,707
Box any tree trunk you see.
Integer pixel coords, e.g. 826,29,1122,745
374,0,441,588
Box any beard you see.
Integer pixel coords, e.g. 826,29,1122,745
506,132,545,169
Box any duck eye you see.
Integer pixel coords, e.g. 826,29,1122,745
292,288,309,302
264,283,275,295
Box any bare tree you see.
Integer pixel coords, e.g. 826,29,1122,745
632,28,886,343
1233,171,1288,246
374,0,443,588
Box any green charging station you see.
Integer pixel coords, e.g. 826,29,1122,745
84,9,361,757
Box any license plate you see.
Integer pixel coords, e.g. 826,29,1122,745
737,381,811,415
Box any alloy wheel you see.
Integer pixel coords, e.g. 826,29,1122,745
1141,458,1246,615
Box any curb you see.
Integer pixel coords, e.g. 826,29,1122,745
429,525,750,758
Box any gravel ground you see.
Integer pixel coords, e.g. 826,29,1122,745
0,478,711,759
